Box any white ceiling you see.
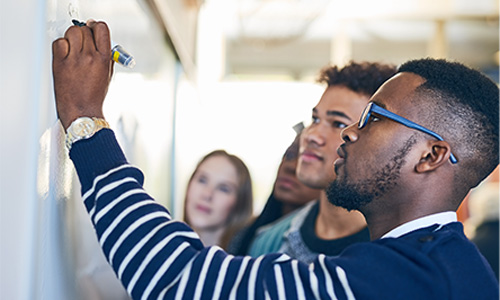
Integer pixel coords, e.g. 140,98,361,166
207,0,499,81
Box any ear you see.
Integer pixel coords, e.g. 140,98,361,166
415,141,452,173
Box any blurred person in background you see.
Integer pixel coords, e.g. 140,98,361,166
183,150,253,249
227,123,322,255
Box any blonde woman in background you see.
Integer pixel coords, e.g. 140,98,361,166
183,150,253,249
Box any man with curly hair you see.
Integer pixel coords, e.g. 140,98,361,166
53,22,498,299
248,62,397,263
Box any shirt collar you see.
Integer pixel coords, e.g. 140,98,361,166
381,211,457,239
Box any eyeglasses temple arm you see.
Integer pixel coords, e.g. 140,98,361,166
371,106,458,163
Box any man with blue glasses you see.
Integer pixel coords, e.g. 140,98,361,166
53,22,498,299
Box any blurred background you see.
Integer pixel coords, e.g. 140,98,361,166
1,0,498,298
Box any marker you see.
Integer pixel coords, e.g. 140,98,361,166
71,19,136,69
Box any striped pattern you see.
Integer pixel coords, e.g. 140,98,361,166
80,163,355,300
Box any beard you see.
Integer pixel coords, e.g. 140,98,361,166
327,135,417,211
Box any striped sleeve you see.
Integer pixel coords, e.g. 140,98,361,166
69,129,356,300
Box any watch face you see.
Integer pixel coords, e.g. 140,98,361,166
70,117,96,138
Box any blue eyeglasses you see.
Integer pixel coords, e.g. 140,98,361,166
358,102,458,164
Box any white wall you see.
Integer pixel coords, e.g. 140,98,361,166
1,0,51,298
0,0,181,299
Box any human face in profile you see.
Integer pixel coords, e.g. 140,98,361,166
273,134,321,207
328,73,426,211
185,155,239,231
297,85,370,189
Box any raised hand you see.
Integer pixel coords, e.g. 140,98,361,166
52,20,114,130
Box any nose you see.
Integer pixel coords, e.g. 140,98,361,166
200,185,214,202
303,124,325,147
341,123,359,143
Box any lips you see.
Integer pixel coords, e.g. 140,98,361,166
334,144,346,173
336,144,346,159
195,204,211,214
276,176,298,190
300,149,323,162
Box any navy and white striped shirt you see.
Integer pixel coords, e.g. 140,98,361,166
70,129,499,300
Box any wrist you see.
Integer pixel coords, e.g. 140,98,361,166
58,108,104,131
65,116,110,151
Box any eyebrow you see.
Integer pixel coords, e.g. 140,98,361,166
371,100,387,109
312,108,352,121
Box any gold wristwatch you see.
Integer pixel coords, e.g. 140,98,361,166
65,117,110,151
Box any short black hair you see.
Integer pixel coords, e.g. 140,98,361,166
317,61,397,97
399,58,499,188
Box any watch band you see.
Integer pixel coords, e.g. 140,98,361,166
65,117,110,151
92,117,110,130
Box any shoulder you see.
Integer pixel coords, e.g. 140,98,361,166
332,222,480,269
248,213,295,256
323,223,498,299
258,201,317,239
248,201,317,256
288,201,317,230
